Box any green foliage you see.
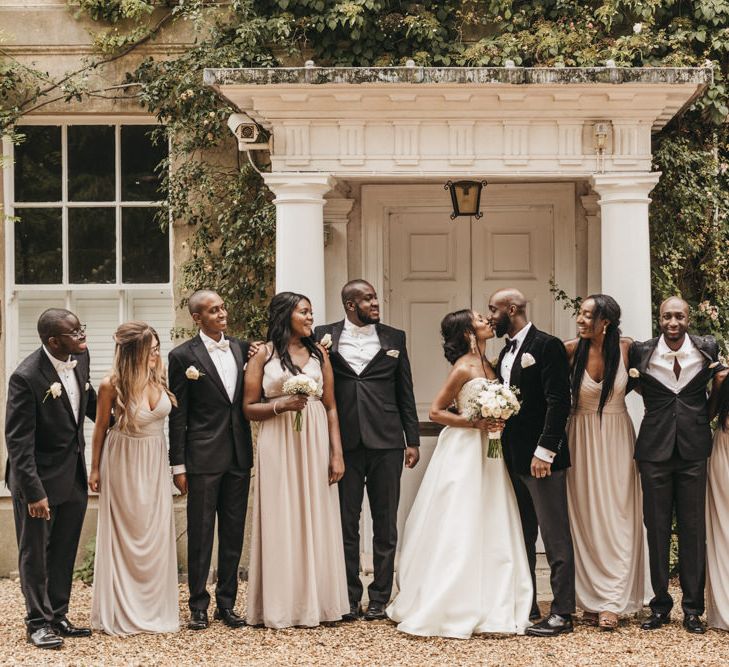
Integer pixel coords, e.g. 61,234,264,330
2,1,729,341
73,536,96,585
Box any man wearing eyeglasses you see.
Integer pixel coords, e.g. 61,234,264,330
4,309,97,649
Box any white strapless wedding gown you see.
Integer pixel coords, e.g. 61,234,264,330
387,378,533,638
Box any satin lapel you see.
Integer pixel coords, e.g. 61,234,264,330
510,325,538,389
359,323,388,376
330,320,345,354
230,339,245,401
72,355,86,427
38,350,77,423
496,345,508,383
690,335,714,366
190,337,230,403
638,339,659,375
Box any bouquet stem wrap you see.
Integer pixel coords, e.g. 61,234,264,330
293,410,303,432
487,430,503,459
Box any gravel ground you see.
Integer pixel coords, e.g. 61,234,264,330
0,579,726,667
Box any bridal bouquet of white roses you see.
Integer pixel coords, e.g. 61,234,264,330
466,380,521,458
282,374,322,431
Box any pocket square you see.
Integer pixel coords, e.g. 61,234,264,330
520,353,536,368
386,349,400,358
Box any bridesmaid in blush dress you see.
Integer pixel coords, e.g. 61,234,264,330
243,292,348,629
89,321,179,636
564,295,646,631
706,368,729,630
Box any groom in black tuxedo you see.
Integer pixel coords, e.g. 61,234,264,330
315,279,420,621
5,309,96,649
168,290,253,630
630,296,722,634
488,288,575,637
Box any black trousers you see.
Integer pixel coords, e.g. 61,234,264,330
186,469,250,611
510,468,576,617
12,458,88,631
339,446,404,605
638,453,707,616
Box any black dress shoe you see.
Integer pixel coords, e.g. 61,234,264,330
51,617,92,638
214,608,246,628
188,609,209,631
27,625,63,649
342,602,362,622
363,601,387,621
683,614,706,634
641,611,671,630
525,614,573,637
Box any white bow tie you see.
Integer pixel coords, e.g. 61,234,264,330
57,359,77,372
206,339,230,353
662,350,687,360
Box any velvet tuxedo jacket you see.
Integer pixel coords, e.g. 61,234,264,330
496,325,571,475
168,335,252,474
4,347,97,505
314,321,420,452
629,335,720,462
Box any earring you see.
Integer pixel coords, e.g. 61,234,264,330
603,326,608,335
469,334,477,354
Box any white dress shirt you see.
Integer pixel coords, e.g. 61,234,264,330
647,334,704,393
43,346,80,422
338,319,381,375
498,322,555,464
172,332,238,476
200,331,237,402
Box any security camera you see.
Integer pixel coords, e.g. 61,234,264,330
227,113,261,149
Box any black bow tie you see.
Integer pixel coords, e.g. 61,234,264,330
504,339,518,354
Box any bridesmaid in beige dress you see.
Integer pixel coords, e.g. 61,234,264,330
243,292,348,628
564,294,645,630
89,321,179,636
707,368,729,630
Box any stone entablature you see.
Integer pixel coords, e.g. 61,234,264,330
204,66,709,176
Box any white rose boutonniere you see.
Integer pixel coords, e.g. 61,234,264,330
520,353,536,368
629,368,640,378
43,382,63,403
320,333,333,350
186,366,205,380
709,361,720,369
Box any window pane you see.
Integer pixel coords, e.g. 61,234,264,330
68,126,115,201
69,208,116,283
121,126,167,201
14,208,62,283
122,208,169,283
14,126,62,202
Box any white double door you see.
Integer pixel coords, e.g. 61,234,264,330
358,182,576,568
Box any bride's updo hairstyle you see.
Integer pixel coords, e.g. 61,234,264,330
441,309,475,364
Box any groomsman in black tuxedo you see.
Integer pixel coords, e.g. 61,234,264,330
168,290,253,630
488,288,575,637
630,296,722,634
5,309,96,649
315,279,420,621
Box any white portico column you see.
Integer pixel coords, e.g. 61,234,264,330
263,173,335,324
591,173,661,341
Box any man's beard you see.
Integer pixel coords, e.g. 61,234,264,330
356,304,379,325
494,318,509,338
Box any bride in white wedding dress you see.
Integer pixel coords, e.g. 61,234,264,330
387,309,533,638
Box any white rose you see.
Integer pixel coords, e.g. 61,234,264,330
633,22,642,34
50,382,62,399
320,333,333,349
628,368,640,378
186,366,202,380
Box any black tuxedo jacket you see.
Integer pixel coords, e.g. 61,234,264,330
497,325,571,475
314,321,420,451
4,348,96,505
629,335,720,462
168,335,252,474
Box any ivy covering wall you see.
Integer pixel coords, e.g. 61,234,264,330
2,0,728,346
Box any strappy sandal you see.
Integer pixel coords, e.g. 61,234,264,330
598,611,619,630
582,611,598,626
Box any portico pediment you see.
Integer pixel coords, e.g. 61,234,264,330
204,65,709,176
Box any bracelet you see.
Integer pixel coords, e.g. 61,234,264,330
272,401,281,416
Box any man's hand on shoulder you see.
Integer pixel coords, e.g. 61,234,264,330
248,341,264,359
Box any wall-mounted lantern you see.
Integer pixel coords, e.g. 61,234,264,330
444,180,487,220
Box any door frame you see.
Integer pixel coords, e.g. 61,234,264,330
361,182,577,340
